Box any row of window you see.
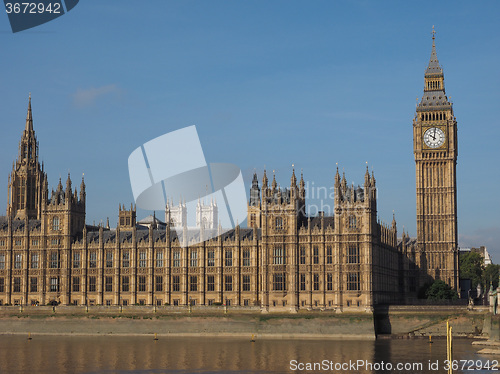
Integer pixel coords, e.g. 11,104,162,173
298,245,360,265
0,272,361,294
0,238,60,248
0,250,254,270
0,246,360,270
0,274,251,293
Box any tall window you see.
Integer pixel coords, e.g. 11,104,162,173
155,251,163,267
105,276,113,292
273,273,285,291
190,275,197,292
88,276,96,292
348,245,359,264
207,275,215,291
348,215,357,229
326,246,333,264
89,251,97,268
50,277,59,292
242,250,250,267
139,251,147,268
31,253,39,269
224,275,232,291
122,251,130,268
49,252,59,269
138,276,146,292
275,217,283,230
207,250,215,267
313,274,319,291
155,276,163,292
30,277,38,292
13,277,21,292
52,217,60,231
313,246,319,265
225,250,232,267
0,254,5,269
299,246,306,265
0,278,4,293
300,274,306,291
73,252,81,268
14,253,22,269
172,275,180,292
347,272,360,291
327,273,333,291
72,277,80,292
190,250,197,267
242,275,250,291
173,250,181,267
106,251,113,268
122,276,129,292
273,247,284,265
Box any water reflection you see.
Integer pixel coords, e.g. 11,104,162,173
0,335,482,374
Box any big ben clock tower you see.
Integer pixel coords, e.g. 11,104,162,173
414,28,458,291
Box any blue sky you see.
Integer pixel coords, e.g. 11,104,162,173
1,1,499,259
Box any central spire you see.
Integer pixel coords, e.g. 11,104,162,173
425,26,443,77
25,93,33,133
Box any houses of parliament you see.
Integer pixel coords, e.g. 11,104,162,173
0,33,459,311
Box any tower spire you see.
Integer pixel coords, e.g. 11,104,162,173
425,26,443,77
25,93,33,133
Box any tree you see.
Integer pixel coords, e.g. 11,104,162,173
483,264,500,291
426,280,458,300
460,251,484,288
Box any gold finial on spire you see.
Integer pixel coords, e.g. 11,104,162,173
432,25,436,40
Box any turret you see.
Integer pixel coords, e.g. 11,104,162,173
66,173,72,206
299,169,305,199
80,175,86,203
249,172,260,207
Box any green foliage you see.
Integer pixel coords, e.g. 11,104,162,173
483,264,500,290
425,280,458,300
460,252,484,288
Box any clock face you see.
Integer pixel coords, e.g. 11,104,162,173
423,127,445,148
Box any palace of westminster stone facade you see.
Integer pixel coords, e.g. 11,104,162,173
0,33,459,311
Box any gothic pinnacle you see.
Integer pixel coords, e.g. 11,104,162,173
25,93,33,132
291,164,297,186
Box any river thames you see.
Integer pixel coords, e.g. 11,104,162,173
0,335,493,374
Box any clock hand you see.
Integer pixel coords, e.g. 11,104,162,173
432,128,436,140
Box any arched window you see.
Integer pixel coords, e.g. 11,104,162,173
52,217,60,231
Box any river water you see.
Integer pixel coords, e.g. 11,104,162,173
0,335,494,374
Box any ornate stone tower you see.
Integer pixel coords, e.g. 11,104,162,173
247,172,261,228
196,197,217,229
7,95,47,220
413,29,458,290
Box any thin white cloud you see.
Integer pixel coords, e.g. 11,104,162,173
73,84,120,107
